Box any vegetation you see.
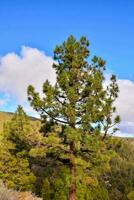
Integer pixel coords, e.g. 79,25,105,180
0,36,133,199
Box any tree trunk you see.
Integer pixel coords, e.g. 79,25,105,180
69,142,76,200
69,164,76,200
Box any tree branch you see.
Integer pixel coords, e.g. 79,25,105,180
41,107,69,125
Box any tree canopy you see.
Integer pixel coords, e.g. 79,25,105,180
28,35,120,200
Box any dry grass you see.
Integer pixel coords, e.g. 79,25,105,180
18,192,42,200
0,182,18,200
0,181,42,200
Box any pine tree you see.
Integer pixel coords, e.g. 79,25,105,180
3,105,32,153
0,106,36,191
28,36,120,200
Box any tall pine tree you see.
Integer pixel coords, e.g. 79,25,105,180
28,36,120,200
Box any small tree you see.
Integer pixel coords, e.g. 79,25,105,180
28,36,120,200
3,105,32,153
0,106,36,191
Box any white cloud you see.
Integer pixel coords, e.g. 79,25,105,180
116,79,134,122
104,76,134,136
115,79,134,136
0,46,56,103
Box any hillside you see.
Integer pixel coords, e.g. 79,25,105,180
0,111,14,132
0,111,39,132
1,110,134,199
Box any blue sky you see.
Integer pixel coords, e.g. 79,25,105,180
0,0,134,79
0,0,134,136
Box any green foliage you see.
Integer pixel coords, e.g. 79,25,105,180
41,178,51,200
127,191,134,200
103,138,134,200
0,149,35,190
76,184,109,200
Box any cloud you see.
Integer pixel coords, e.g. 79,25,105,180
0,46,56,103
104,75,134,136
115,79,134,136
116,79,134,122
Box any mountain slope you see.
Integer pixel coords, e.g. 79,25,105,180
0,111,39,132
